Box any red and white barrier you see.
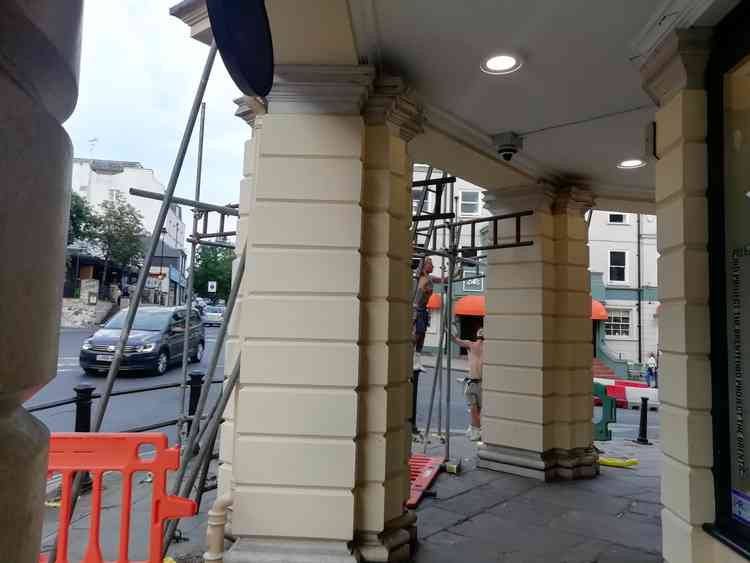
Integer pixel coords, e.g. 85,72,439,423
593,377,659,410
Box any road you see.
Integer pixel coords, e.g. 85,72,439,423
26,326,224,443
28,333,659,445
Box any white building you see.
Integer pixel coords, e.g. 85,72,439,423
72,158,186,252
588,210,659,366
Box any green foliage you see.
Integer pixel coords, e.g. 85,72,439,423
95,193,145,270
193,246,235,301
68,191,99,244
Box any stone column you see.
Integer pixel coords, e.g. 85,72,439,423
226,65,375,563
0,2,82,561
477,186,597,481
354,78,423,562
640,29,717,563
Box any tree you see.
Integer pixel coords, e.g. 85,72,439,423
193,246,235,301
95,193,145,292
67,191,99,244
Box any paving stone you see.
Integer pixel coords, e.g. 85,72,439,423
433,482,528,517
416,506,467,539
488,496,571,527
450,512,586,555
546,509,661,554
519,483,632,516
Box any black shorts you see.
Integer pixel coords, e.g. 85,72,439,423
414,308,430,334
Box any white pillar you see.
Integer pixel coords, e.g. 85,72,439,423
355,77,423,562
478,186,597,481
0,2,82,560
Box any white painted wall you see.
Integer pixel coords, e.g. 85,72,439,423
72,159,186,252
589,210,659,364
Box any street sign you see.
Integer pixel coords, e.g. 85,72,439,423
207,281,217,293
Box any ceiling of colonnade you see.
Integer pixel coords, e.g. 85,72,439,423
172,0,740,207
349,0,738,206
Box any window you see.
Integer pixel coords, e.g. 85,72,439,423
412,188,434,216
459,191,481,216
605,309,630,337
609,251,627,283
608,213,626,224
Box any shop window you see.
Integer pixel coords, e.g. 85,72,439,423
609,251,627,283
605,309,630,337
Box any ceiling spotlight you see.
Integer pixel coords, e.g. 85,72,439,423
481,54,523,75
617,159,647,170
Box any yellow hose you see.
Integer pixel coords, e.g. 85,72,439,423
599,457,639,468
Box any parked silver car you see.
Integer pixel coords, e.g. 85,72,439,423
202,305,225,327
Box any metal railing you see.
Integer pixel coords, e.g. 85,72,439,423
27,373,224,434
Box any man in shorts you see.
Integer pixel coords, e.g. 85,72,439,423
451,327,484,441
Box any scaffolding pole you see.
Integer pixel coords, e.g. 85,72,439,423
178,101,206,449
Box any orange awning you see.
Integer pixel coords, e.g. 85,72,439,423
454,295,485,316
427,293,442,310
591,298,608,320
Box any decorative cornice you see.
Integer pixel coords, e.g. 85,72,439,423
234,95,268,127
169,0,211,44
630,0,716,65
266,64,375,115
640,27,713,105
363,76,424,141
483,183,557,214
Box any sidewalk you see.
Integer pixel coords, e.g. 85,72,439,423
415,435,662,562
42,434,661,562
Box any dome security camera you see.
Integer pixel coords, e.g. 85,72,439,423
492,132,523,162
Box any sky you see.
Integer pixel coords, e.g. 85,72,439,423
64,1,248,229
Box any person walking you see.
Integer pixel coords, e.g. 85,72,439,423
451,327,484,441
646,353,657,388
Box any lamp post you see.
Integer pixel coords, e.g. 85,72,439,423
160,227,167,305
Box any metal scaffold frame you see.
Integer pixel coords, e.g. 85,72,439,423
410,167,534,465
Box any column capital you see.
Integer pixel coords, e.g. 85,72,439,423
234,95,268,127
551,186,595,215
640,27,713,105
485,184,594,216
483,184,556,215
266,64,375,115
363,76,424,141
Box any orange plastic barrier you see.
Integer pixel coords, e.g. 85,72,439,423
406,453,443,508
39,433,196,563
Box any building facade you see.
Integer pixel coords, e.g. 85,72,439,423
72,158,186,252
588,210,659,367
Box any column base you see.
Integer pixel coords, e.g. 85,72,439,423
477,444,599,482
355,511,417,562
226,538,357,563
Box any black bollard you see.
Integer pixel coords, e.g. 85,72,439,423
187,370,205,435
74,384,96,491
635,396,652,445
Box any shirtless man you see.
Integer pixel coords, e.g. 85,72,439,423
413,257,437,371
451,327,484,441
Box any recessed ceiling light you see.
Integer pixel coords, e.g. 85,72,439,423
617,159,647,169
481,54,522,75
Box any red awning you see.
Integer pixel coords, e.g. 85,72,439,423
454,295,485,316
427,293,442,310
591,298,608,320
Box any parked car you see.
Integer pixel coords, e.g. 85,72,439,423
202,305,225,327
79,306,205,376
